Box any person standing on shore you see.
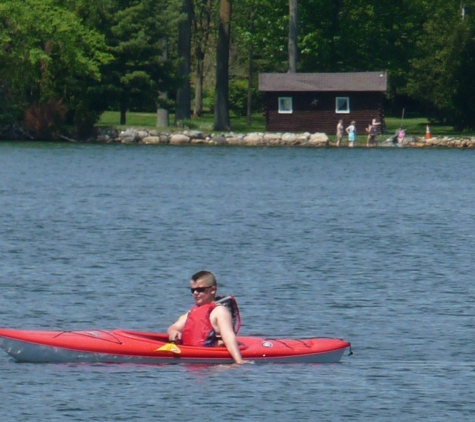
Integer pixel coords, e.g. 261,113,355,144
346,121,357,147
366,121,377,147
336,119,344,147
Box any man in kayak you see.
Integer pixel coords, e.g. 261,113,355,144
167,270,251,364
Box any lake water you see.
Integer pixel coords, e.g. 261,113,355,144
0,142,474,421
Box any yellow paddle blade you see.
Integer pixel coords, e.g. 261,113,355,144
156,343,181,354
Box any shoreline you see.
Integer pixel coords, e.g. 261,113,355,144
4,128,475,148
92,128,475,148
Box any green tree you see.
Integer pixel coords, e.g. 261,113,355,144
234,0,288,73
406,0,475,128
231,0,288,123
0,0,111,136
99,0,181,125
298,1,418,76
293,0,432,116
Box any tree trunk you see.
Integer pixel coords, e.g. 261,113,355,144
120,102,127,125
194,47,204,117
246,11,254,126
213,0,231,131
175,0,192,123
192,0,214,117
330,0,343,71
288,0,298,73
157,37,169,127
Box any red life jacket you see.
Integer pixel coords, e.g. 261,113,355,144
181,296,241,347
181,303,216,347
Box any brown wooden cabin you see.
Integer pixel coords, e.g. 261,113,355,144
258,72,388,135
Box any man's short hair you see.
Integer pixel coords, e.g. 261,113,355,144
191,270,217,287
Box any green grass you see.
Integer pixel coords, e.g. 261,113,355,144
98,111,158,128
384,117,465,137
97,111,266,133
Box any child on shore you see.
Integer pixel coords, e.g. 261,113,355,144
346,121,357,147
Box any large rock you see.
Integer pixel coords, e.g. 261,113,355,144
184,130,205,140
308,132,329,146
226,135,246,145
281,133,297,144
263,133,282,146
243,133,264,146
210,134,227,145
169,133,190,144
120,129,138,144
190,137,209,145
137,130,149,141
141,136,161,145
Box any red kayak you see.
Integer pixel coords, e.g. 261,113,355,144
0,328,351,364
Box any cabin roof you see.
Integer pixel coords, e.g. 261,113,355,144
259,72,387,92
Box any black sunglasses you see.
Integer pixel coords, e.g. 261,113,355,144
190,286,212,294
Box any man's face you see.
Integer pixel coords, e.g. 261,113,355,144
190,278,216,306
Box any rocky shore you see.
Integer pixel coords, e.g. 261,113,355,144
382,135,475,148
94,128,475,148
97,128,330,146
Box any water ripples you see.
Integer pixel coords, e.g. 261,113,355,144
0,144,474,421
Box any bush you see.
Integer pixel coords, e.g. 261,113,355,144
228,80,247,116
74,107,102,138
22,99,67,139
228,80,263,117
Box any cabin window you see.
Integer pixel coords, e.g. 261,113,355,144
336,97,350,113
278,97,293,114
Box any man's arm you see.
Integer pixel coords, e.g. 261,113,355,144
167,314,187,342
212,306,250,364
